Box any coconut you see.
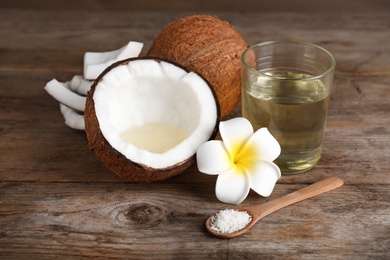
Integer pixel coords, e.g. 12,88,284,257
147,15,248,117
84,57,220,182
84,41,143,80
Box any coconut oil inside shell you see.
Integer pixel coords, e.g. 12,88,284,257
120,123,188,153
242,69,330,174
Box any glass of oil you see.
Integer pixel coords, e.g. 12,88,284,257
241,41,336,174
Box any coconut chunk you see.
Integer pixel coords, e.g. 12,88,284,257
44,79,86,112
60,103,85,130
69,75,92,96
84,41,143,80
85,57,220,182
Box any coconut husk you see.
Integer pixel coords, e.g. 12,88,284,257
147,15,248,117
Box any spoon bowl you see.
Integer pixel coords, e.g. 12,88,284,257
206,176,344,238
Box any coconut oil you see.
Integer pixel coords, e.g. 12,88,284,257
120,123,188,153
242,69,330,174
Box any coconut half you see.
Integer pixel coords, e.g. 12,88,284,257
85,57,220,182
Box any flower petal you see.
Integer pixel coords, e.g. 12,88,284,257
215,165,250,204
237,127,281,162
196,140,234,175
245,159,281,197
219,118,254,160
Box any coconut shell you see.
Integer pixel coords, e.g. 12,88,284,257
84,57,220,182
85,95,193,182
147,15,248,117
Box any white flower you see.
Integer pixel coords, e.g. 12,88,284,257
196,117,281,204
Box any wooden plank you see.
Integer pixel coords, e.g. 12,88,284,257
1,11,389,75
0,49,83,74
0,182,388,259
1,0,389,13
0,9,170,51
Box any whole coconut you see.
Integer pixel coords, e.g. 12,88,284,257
147,15,248,117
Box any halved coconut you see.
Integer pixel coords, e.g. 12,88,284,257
85,57,220,182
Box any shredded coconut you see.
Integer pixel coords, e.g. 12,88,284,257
210,209,252,234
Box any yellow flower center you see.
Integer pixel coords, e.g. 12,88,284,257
229,141,257,173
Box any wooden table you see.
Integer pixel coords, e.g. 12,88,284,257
1,2,389,259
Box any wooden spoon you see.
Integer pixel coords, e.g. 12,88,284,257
206,176,344,238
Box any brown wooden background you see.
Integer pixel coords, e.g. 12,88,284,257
1,0,389,12
1,0,389,259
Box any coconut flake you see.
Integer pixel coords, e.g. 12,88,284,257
44,41,145,131
60,103,85,130
210,209,252,234
84,41,144,80
44,79,86,112
69,75,92,96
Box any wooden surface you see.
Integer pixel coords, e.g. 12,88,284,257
1,1,390,259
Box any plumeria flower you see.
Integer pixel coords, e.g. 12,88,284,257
196,117,281,204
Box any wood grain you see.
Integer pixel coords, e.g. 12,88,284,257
1,182,389,259
0,5,389,259
1,0,389,12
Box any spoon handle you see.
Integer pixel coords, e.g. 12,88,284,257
251,176,344,219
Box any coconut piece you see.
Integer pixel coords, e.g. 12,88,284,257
84,41,143,80
147,15,248,117
44,79,86,112
69,75,92,96
84,57,220,182
60,103,85,130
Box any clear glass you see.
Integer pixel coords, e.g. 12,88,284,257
241,41,336,174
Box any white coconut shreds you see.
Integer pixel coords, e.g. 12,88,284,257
210,209,252,234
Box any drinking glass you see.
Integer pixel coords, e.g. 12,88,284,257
241,41,336,174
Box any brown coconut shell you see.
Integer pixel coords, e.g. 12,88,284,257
84,57,220,182
147,15,248,117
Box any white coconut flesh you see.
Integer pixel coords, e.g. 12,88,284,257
69,75,92,96
93,59,219,169
45,79,86,112
84,41,144,80
60,103,85,130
